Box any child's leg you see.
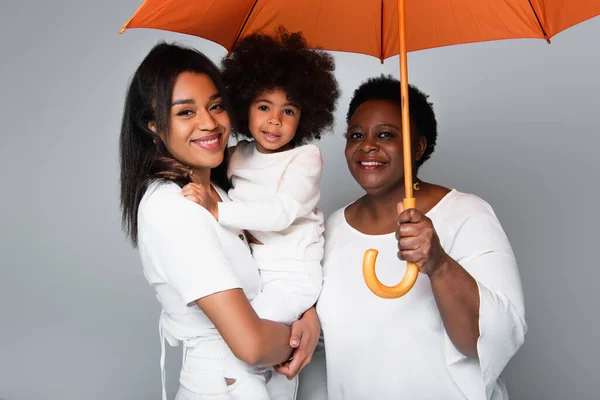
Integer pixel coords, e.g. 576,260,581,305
267,372,298,400
222,353,272,399
251,260,323,325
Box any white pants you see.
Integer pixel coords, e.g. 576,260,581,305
174,336,298,400
251,259,323,325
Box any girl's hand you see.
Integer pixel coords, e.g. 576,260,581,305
181,183,219,220
396,203,448,277
274,307,320,380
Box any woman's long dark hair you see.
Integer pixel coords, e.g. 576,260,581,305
120,42,233,247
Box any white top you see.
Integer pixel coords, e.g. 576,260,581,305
219,140,325,261
138,180,261,345
317,190,527,400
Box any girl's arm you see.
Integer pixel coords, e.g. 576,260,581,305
184,145,323,231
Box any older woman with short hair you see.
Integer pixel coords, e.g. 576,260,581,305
301,75,526,400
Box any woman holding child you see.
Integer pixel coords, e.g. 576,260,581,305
120,31,338,400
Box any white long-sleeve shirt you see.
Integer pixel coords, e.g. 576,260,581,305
218,140,325,261
316,190,527,400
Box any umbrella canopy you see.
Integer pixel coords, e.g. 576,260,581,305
121,0,600,60
121,0,600,298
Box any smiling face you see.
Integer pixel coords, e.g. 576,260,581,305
150,72,231,177
247,87,301,154
345,99,426,196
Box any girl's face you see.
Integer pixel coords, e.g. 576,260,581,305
248,87,301,154
151,72,231,175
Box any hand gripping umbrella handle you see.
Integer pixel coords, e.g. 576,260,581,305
362,198,419,298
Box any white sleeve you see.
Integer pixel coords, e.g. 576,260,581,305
218,146,323,232
140,187,242,305
442,206,527,400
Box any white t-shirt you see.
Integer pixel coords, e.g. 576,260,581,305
218,140,325,262
138,180,261,344
316,190,527,400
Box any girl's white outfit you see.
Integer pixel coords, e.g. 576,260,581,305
138,181,297,400
218,140,324,325
301,190,527,400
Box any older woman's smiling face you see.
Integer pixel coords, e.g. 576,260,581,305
345,99,426,196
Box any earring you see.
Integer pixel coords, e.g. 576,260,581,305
413,181,420,191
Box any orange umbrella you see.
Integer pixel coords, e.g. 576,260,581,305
120,0,600,298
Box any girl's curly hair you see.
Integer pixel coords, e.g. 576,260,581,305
221,29,340,146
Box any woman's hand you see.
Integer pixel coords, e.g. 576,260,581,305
181,183,218,220
274,307,320,380
396,203,449,277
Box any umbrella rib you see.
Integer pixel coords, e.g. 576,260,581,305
447,0,462,43
481,0,526,41
380,0,384,61
120,0,150,33
527,0,551,43
231,0,260,50
314,0,326,37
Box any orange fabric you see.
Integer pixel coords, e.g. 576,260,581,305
121,0,600,59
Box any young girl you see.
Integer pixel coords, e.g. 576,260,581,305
119,42,320,400
181,31,339,397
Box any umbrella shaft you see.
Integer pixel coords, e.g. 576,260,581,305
397,0,414,202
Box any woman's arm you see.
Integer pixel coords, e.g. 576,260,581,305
396,206,480,358
141,185,298,366
197,289,293,366
199,295,320,369
396,198,526,378
394,195,526,398
428,256,480,359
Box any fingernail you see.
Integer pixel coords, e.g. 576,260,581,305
291,340,299,346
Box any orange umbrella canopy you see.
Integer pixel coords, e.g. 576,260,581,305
121,0,600,60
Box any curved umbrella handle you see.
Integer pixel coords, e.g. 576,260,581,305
362,250,419,298
362,197,419,298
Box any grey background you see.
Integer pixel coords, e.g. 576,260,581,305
1,0,598,399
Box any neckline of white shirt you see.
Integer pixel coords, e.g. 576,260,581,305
340,189,458,238
247,141,306,157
